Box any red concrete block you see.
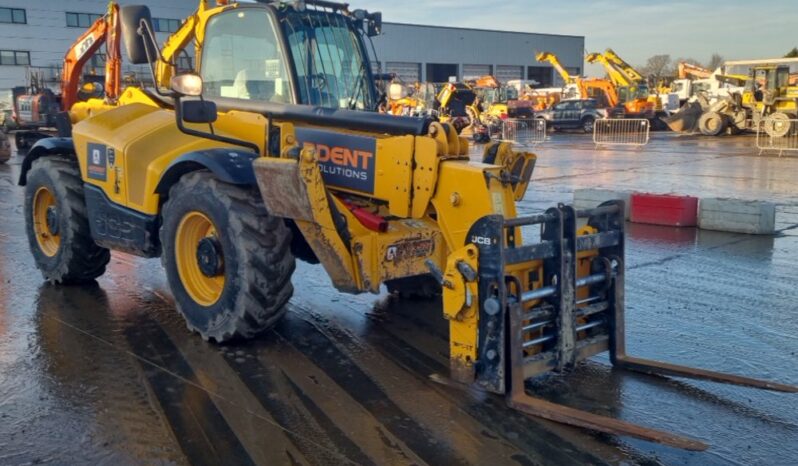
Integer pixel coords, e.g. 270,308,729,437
630,193,698,227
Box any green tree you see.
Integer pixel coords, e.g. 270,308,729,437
785,47,798,58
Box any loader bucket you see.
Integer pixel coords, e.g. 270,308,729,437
460,201,797,450
662,100,703,133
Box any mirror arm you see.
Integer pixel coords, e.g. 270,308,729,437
139,19,174,97
173,95,262,154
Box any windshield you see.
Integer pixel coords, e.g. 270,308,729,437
281,10,376,110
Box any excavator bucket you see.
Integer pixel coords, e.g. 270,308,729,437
662,100,703,133
465,201,797,450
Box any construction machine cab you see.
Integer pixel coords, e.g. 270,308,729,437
747,65,790,102
125,1,383,111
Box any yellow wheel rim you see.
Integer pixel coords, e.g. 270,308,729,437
175,211,225,307
32,186,60,257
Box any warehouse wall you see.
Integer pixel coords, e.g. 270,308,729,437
0,3,585,105
0,0,197,103
372,22,584,85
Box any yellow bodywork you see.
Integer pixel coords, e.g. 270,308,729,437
68,0,540,386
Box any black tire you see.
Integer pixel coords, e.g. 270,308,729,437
698,111,727,136
386,274,441,300
24,156,110,284
581,116,595,133
160,171,295,342
0,133,9,164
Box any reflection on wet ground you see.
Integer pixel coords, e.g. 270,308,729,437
1,133,797,465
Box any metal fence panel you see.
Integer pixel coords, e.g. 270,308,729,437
756,117,798,156
593,118,650,147
502,118,546,146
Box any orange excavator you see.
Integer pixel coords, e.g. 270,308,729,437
535,51,617,109
8,1,121,151
677,62,712,80
62,2,121,110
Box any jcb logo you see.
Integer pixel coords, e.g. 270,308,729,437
77,36,95,60
471,235,493,245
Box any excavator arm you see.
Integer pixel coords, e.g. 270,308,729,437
536,51,574,84
155,0,214,89
678,62,712,80
585,52,632,87
61,2,121,110
603,48,645,83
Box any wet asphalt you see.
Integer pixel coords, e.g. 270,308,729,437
1,132,797,465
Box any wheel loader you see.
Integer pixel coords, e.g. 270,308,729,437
17,0,796,452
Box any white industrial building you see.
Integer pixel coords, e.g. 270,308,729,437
372,23,583,85
0,0,584,102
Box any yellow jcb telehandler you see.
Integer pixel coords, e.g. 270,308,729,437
17,0,796,452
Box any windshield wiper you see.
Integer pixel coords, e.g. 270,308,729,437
347,60,367,110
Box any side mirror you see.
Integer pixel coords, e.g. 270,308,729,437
181,100,217,124
171,74,203,97
367,12,382,37
119,5,155,65
352,9,382,37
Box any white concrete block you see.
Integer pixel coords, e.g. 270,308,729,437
698,198,776,235
573,189,631,219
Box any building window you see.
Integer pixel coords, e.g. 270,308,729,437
0,50,30,66
176,55,193,72
0,7,26,24
153,18,181,33
66,12,102,28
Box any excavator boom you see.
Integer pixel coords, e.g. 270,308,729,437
536,51,575,85
61,1,121,110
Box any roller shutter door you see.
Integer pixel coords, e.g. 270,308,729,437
496,65,523,82
386,62,421,82
463,64,492,80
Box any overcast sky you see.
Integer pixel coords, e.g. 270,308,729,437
353,0,798,74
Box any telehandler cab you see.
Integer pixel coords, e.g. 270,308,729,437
18,0,796,451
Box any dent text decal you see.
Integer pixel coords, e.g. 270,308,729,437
295,127,376,193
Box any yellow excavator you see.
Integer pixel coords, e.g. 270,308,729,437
585,50,659,120
17,0,796,452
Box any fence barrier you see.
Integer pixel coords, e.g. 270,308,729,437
756,116,798,156
501,118,547,146
593,118,650,147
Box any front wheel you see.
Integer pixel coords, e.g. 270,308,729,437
698,111,727,136
581,116,595,133
160,171,295,342
763,112,794,138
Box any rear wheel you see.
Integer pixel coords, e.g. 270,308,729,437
763,112,793,138
698,111,727,136
23,156,110,283
160,171,295,342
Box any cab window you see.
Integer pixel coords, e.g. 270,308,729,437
200,9,292,103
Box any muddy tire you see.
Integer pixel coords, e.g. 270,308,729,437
160,171,295,342
0,133,9,163
24,156,110,284
763,112,794,138
386,274,441,300
698,111,727,136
